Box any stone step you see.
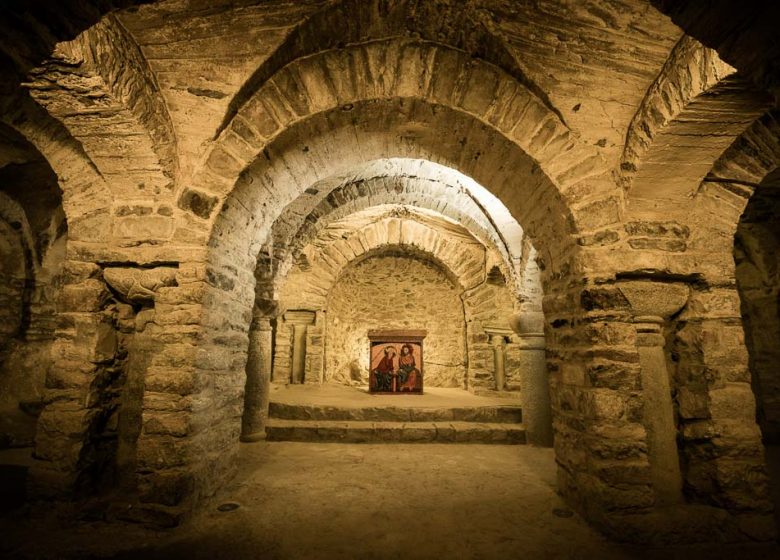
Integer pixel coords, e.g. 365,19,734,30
268,402,523,423
265,419,527,444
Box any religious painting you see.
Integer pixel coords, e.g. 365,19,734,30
367,329,426,394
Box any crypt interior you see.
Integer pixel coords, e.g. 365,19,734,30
2,1,780,558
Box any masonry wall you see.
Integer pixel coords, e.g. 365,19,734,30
0,218,25,357
736,188,780,443
462,277,518,391
326,255,466,387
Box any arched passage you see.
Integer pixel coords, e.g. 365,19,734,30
271,211,518,389
159,37,634,541
254,158,529,311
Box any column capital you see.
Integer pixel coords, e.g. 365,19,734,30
250,313,272,332
485,326,513,346
515,333,546,350
284,309,316,325
617,280,689,320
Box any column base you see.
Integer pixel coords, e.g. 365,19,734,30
240,431,267,443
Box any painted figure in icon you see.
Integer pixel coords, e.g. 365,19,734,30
372,345,396,391
397,343,420,391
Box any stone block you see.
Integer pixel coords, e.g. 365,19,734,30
144,412,191,437
113,215,174,241
677,385,710,419
136,435,190,470
59,280,110,312
709,384,757,421
138,470,195,507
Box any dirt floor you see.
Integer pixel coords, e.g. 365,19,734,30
2,442,780,560
268,383,523,408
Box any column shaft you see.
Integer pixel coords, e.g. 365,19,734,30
635,317,683,505
241,317,272,442
291,323,307,384
490,335,506,391
517,333,553,446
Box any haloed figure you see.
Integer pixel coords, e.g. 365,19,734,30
397,344,419,391
373,346,396,391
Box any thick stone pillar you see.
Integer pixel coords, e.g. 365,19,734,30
619,281,689,506
509,312,553,447
285,310,315,384
241,313,272,442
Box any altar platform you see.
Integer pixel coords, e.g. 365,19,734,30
266,384,526,444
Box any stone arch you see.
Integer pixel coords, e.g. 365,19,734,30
0,119,70,446
257,166,530,310
184,38,610,243
281,215,487,310
0,95,112,243
216,0,565,138
697,110,780,226
711,114,780,444
25,14,179,247
622,35,773,206
621,36,736,183
271,212,518,390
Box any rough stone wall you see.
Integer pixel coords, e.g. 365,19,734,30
736,185,780,442
2,0,777,543
0,218,25,355
0,172,68,415
0,233,66,412
326,255,466,387
462,277,518,391
671,286,773,535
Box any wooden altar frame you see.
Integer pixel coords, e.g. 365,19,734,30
367,329,427,394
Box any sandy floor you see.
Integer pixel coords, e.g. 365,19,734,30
3,442,779,559
268,383,522,408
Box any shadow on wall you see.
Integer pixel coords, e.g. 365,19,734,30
735,168,780,444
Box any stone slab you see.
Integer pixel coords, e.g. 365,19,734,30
265,419,527,444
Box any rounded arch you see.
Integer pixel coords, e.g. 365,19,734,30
183,35,603,525
185,38,609,246
216,0,565,137
621,36,737,184
272,211,518,389
622,35,773,208
26,14,177,199
682,110,780,276
279,214,487,311
256,161,531,308
0,94,112,243
203,97,590,295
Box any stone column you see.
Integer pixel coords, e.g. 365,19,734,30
241,313,273,442
619,280,689,506
485,327,512,391
285,310,315,384
509,312,553,447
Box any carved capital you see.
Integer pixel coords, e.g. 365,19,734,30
617,280,689,320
